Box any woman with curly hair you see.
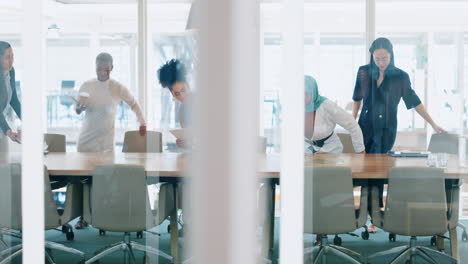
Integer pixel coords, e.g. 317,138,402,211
157,59,191,147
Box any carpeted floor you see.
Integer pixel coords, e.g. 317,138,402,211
1,219,468,263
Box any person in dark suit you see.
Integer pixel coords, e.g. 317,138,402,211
352,37,445,154
0,41,21,151
352,37,446,232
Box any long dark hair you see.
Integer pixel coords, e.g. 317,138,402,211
369,37,395,80
0,41,12,101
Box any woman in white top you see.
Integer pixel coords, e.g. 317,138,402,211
304,75,365,154
76,53,146,152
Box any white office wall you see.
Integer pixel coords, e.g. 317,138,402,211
21,0,45,263
190,0,260,263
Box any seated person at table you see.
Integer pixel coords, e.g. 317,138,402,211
304,75,365,154
76,52,146,152
157,59,191,147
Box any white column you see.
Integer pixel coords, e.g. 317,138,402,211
314,31,320,74
21,0,45,263
280,0,304,263
146,19,155,129
457,32,465,216
259,6,265,137
192,0,260,263
426,32,435,144
366,0,376,62
457,33,465,136
230,1,260,263
130,37,138,103
138,0,148,120
89,31,99,77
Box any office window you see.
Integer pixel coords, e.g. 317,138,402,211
0,1,24,263
376,0,467,133
304,1,366,133
465,34,468,130
147,3,192,149
43,1,138,149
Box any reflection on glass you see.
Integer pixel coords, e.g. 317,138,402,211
0,39,23,263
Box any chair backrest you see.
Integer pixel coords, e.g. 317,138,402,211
303,167,357,235
0,164,22,230
0,164,60,230
337,132,354,153
427,133,459,154
44,133,66,152
122,131,162,153
383,167,448,236
91,165,173,231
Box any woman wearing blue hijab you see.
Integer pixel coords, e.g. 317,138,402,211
304,75,364,153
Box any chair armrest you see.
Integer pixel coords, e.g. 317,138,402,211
59,183,83,224
356,186,368,228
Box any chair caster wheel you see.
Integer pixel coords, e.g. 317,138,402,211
66,231,74,241
333,235,342,246
167,225,171,233
99,229,106,236
430,235,436,246
389,233,396,242
462,232,468,242
361,231,369,240
61,225,68,233
137,231,143,239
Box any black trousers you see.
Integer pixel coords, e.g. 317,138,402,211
358,127,396,217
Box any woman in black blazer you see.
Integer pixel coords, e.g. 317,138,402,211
351,37,446,233
0,41,21,151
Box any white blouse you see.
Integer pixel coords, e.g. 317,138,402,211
77,78,145,152
305,99,365,153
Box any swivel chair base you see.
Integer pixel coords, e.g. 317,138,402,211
85,232,172,264
0,241,85,264
367,236,457,264
304,235,363,264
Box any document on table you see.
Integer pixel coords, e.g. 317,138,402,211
169,129,185,139
388,150,430,157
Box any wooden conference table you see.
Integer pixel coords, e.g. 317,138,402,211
3,152,466,262
39,152,468,178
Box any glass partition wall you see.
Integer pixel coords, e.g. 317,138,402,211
0,1,24,263
2,0,468,263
